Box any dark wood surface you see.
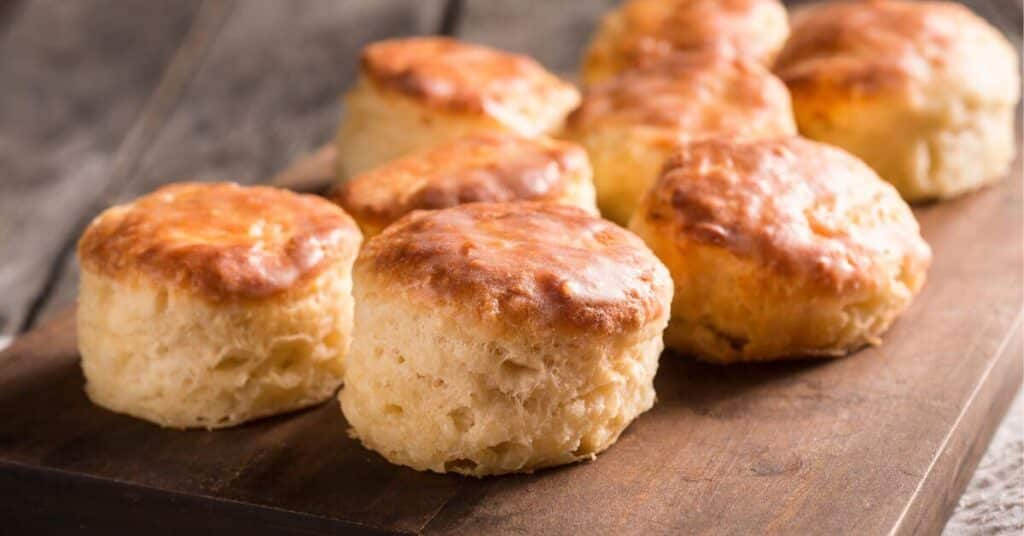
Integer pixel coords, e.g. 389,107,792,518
0,0,1021,534
0,0,206,337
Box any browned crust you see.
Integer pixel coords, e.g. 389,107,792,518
568,52,795,137
78,182,362,301
639,137,932,293
359,36,576,115
775,0,997,98
357,202,672,335
587,0,789,70
330,133,590,234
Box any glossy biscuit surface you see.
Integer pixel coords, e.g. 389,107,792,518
79,182,360,301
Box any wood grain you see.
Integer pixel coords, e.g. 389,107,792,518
27,0,448,325
455,0,614,73
0,0,25,36
0,0,209,338
0,155,1019,534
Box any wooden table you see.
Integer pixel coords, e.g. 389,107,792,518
0,1,1020,534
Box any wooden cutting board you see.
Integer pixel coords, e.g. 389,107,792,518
0,147,1020,535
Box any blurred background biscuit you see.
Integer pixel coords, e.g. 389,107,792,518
331,132,597,237
336,37,580,179
77,182,362,429
566,52,796,225
581,0,789,85
630,137,931,363
775,0,1020,201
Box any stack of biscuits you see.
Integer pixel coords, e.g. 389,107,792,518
76,0,1017,477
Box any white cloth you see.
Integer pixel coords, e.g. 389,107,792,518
945,388,1023,534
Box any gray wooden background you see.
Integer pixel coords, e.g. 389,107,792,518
0,0,1020,532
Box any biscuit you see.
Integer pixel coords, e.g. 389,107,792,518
775,0,1020,201
565,52,796,224
331,133,597,237
582,0,789,85
77,182,362,429
339,202,672,476
336,37,580,179
629,137,932,363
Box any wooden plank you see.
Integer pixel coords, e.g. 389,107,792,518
0,312,467,534
25,0,448,325
455,0,615,73
0,151,1019,533
0,0,26,36
0,0,210,339
895,320,1022,535
0,461,389,535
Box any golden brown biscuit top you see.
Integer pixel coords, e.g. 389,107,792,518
78,182,362,301
775,0,1019,103
360,37,579,118
568,53,795,140
639,137,931,292
358,202,672,334
593,0,788,66
331,133,591,235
